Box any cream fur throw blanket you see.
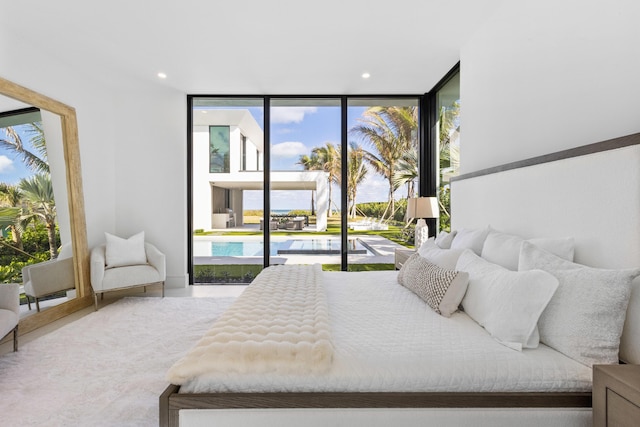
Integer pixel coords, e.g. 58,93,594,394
167,264,333,383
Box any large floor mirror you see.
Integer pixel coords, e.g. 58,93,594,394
0,76,91,336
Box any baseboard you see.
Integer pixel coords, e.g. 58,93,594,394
165,275,188,289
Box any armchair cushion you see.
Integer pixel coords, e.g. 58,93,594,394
105,231,146,268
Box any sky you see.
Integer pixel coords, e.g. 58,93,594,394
238,104,411,211
0,124,39,185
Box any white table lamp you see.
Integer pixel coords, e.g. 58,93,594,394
406,197,439,249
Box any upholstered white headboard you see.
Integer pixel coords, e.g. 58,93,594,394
450,134,640,364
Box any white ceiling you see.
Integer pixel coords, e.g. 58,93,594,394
1,0,502,95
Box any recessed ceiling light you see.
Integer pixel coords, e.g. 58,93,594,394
362,72,371,79
157,72,167,79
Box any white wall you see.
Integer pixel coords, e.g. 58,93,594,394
1,31,188,288
460,0,640,173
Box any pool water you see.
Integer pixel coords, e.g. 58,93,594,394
197,239,373,257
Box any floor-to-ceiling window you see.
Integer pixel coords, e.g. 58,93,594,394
347,98,420,267
269,98,342,266
188,85,455,283
434,68,460,232
190,97,265,284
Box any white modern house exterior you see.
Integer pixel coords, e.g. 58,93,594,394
192,110,329,232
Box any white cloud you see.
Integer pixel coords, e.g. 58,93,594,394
271,141,308,157
0,155,14,173
270,107,317,124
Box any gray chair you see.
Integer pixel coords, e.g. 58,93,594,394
22,257,75,312
0,283,19,351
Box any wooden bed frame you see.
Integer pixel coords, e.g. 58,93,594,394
160,132,640,427
160,387,590,427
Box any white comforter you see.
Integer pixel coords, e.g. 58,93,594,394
177,270,592,394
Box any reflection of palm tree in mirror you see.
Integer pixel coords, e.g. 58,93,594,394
0,124,49,174
350,106,418,220
19,174,58,260
0,183,25,249
0,123,59,271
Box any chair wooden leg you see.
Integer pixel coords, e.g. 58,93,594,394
13,325,18,352
94,293,99,311
35,298,40,312
162,281,165,298
26,296,31,311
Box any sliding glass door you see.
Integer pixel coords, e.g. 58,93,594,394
347,98,420,266
190,98,265,284
188,93,431,283
269,98,341,266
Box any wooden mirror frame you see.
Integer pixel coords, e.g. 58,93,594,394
0,76,92,335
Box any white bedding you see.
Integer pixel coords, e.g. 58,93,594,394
178,270,592,394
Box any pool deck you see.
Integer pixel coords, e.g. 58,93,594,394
193,234,407,265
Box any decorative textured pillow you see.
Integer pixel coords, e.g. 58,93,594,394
457,250,559,350
450,227,491,255
481,231,575,271
519,241,639,366
105,231,147,268
435,230,457,249
398,253,469,317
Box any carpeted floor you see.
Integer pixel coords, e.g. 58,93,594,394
0,297,235,426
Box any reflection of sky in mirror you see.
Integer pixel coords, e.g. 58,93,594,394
0,124,39,185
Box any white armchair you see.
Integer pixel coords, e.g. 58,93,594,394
90,242,165,310
22,257,75,312
0,283,19,351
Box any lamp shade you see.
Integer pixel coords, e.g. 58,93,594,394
406,197,439,219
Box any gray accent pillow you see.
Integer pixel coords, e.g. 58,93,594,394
519,241,639,366
398,253,469,317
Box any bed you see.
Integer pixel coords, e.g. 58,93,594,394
160,133,640,427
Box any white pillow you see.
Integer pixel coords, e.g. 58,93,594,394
435,230,457,249
105,231,147,268
450,227,491,255
519,241,639,366
418,245,464,270
457,250,558,350
481,231,575,271
398,253,469,317
418,237,437,252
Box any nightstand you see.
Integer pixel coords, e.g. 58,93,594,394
394,248,414,270
593,364,640,427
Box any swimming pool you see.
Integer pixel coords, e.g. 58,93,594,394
196,239,374,257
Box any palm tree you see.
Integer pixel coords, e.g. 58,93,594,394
350,106,418,220
19,174,58,259
312,142,340,217
343,142,368,218
0,125,49,174
296,152,322,215
0,183,25,249
392,146,418,199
